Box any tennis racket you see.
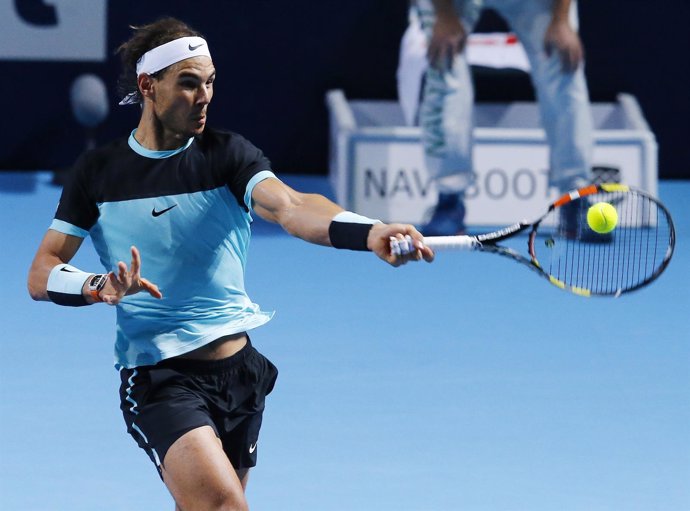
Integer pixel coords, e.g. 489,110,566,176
392,183,675,297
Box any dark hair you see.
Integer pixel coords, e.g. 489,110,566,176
116,17,204,104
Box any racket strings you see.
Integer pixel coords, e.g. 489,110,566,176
537,191,673,295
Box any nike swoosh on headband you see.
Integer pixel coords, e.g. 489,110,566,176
120,37,212,105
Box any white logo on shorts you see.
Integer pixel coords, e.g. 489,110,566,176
249,443,257,454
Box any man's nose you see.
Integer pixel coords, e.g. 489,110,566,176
197,85,211,104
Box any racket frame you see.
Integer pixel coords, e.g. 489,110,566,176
420,183,676,297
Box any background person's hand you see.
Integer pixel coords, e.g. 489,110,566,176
428,10,467,70
544,19,583,72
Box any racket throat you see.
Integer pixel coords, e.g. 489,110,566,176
475,222,530,243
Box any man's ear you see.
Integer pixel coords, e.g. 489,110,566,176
138,74,155,101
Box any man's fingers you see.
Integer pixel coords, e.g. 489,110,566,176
569,45,583,70
428,38,459,70
389,235,411,257
108,271,120,288
99,292,120,306
130,246,141,276
421,245,435,262
445,46,454,71
427,43,441,68
117,261,130,285
389,234,432,264
98,247,157,302
140,278,163,299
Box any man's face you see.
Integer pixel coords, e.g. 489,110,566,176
151,56,215,138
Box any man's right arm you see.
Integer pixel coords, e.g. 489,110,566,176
28,230,162,305
28,229,85,301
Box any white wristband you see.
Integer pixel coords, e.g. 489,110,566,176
47,264,91,306
331,211,382,225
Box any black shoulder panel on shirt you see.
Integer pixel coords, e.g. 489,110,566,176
54,128,274,231
77,128,271,203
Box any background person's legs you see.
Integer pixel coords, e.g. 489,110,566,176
495,0,594,193
416,0,481,235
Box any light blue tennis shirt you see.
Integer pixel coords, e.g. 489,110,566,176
50,130,276,368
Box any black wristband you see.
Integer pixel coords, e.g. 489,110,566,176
328,221,375,251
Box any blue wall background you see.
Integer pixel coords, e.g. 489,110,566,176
1,0,688,179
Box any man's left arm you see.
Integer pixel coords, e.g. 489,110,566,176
251,178,434,266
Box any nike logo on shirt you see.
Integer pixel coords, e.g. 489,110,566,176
152,204,177,217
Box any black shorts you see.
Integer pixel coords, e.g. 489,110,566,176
119,339,278,477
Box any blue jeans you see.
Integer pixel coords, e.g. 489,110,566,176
414,0,593,193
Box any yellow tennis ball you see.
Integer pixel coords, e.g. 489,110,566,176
587,202,618,233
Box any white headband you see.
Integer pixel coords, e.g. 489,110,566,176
119,36,212,105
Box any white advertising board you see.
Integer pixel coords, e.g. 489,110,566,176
329,91,658,226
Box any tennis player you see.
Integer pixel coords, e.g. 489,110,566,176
27,17,434,511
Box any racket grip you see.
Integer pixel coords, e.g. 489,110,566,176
423,235,479,251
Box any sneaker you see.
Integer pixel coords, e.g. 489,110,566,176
420,192,466,236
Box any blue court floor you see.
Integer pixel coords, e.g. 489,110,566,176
1,172,688,511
